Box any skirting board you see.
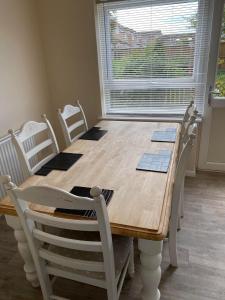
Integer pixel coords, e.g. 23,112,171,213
186,170,196,177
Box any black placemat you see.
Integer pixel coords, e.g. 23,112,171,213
56,186,114,218
79,127,107,141
41,152,83,171
35,167,52,176
136,150,172,173
89,127,101,131
151,128,177,143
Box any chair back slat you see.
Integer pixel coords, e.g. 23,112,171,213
26,139,53,160
31,154,56,174
46,266,106,289
33,229,102,252
9,115,59,177
26,209,99,231
39,248,105,272
68,119,84,133
58,101,88,147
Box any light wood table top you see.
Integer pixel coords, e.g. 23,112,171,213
0,120,180,240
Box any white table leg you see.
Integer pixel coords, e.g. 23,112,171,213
138,239,163,300
5,215,39,287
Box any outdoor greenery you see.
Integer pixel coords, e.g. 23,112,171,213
216,7,225,100
110,6,225,101
190,9,225,97
112,40,191,79
216,70,225,96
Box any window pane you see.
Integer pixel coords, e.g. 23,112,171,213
109,2,198,79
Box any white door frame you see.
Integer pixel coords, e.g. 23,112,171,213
198,0,225,171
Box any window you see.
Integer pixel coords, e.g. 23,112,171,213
96,0,212,116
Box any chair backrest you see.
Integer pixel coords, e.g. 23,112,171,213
179,101,198,155
58,101,88,147
171,123,197,226
180,101,198,138
1,176,116,300
183,100,194,123
9,115,59,178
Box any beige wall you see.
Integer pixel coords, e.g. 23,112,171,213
208,108,225,163
0,0,51,137
37,0,101,149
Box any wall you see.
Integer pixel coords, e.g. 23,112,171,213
0,0,51,137
208,108,225,163
37,0,101,149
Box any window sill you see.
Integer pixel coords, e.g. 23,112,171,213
100,114,202,123
211,97,225,108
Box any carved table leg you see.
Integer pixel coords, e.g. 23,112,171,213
5,215,39,287
138,239,163,300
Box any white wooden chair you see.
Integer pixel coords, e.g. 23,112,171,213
1,177,134,300
57,101,88,147
178,101,198,220
9,115,59,178
180,100,198,144
168,123,197,267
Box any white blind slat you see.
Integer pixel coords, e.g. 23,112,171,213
96,0,211,115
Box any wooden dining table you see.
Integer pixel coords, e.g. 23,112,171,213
0,120,180,300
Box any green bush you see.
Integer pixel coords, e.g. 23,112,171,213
216,71,225,97
112,40,189,79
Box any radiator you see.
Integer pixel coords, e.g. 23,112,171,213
0,132,34,199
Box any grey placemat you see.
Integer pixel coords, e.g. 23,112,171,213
151,128,177,143
136,150,172,173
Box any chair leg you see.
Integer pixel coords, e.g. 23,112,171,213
106,288,118,300
169,221,178,268
106,276,118,300
177,216,181,232
177,178,185,232
180,178,185,218
128,240,135,278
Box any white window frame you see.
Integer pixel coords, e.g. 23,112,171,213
210,2,225,107
96,0,212,117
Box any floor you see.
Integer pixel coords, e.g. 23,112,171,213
0,171,225,300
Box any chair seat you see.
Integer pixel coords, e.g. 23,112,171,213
45,232,132,283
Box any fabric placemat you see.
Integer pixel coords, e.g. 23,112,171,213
79,127,107,141
136,150,172,173
41,152,83,171
35,152,83,176
35,167,53,176
56,186,113,218
151,128,177,143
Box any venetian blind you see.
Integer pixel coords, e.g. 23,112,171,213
96,0,212,115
